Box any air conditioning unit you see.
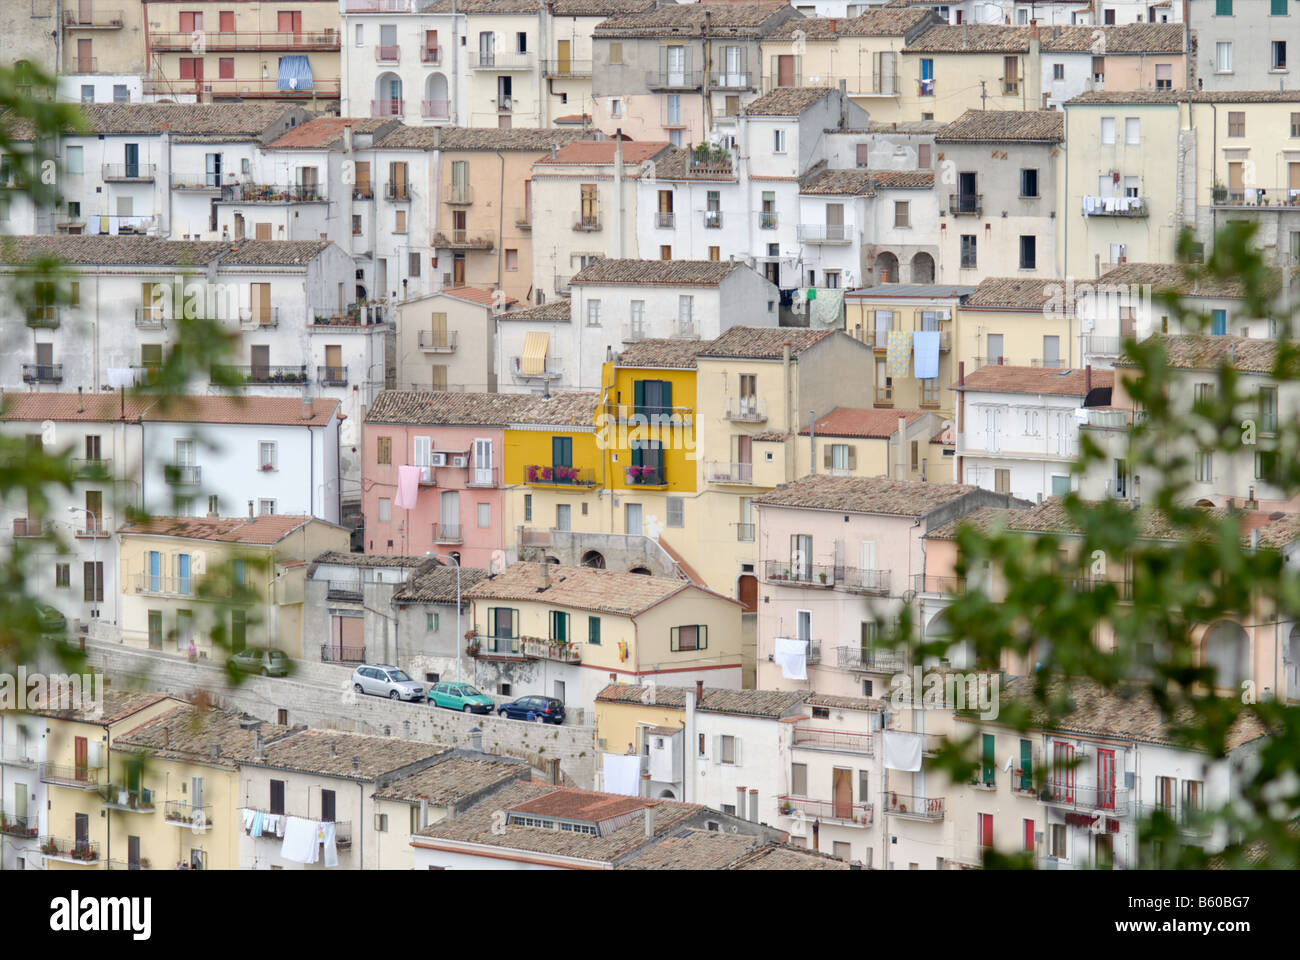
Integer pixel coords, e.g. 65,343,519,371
452,455,468,468
430,452,447,467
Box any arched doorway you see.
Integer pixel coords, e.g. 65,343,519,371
628,566,652,575
581,550,606,569
1203,620,1249,689
374,73,403,116
423,73,449,119
737,573,757,612
911,252,935,283
875,251,899,283
658,789,676,799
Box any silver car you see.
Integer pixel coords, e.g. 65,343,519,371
351,664,424,702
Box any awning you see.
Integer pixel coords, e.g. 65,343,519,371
277,56,314,92
521,332,549,376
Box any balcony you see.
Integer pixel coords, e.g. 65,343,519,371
318,365,349,387
432,522,462,544
22,363,62,384
792,726,872,755
621,323,648,342
132,573,208,598
1043,784,1132,816
723,398,765,422
708,71,754,89
543,59,592,78
241,308,280,329
1082,195,1147,217
165,464,201,486
918,78,936,97
624,466,666,487
212,364,310,385
735,522,755,542
386,182,411,201
40,763,103,790
470,52,535,70
443,184,473,205
466,466,501,488
948,193,982,216
102,163,155,182
646,69,703,90
74,521,111,539
573,215,602,232
375,44,400,62
40,837,101,864
885,792,944,821
220,182,325,203
0,744,39,767
511,355,562,380
26,308,61,329
0,812,37,838
706,461,756,485
150,30,340,52
836,645,908,673
134,307,165,330
1213,186,1300,208
1084,334,1124,356
418,45,443,65
779,795,873,826
421,99,451,119
164,801,212,829
856,72,898,97
656,211,675,229
345,0,414,9
322,643,366,664
524,465,597,487
63,7,124,28
100,784,155,813
141,76,341,99
419,330,458,352
835,568,891,596
703,209,723,229
371,99,405,118
804,641,821,664
759,211,778,230
797,223,854,245
433,228,495,250
1001,78,1020,95
106,859,156,870
686,153,733,177
913,573,966,596
12,518,43,538
326,580,363,602
471,634,582,664
764,560,837,587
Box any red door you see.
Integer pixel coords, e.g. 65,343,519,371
74,736,88,778
1097,749,1116,809
777,55,794,88
1052,742,1074,802
737,574,757,613
978,813,993,848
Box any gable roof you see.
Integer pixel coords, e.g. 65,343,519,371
570,258,739,286
393,563,491,604
964,277,1062,311
1115,334,1290,375
755,474,983,515
744,86,837,116
0,393,339,426
0,236,331,268
28,691,172,725
696,327,832,360
118,514,322,544
374,125,589,151
614,338,712,369
244,729,446,781
73,102,301,138
365,390,599,427
372,753,528,806
937,109,1063,142
496,300,573,322
114,705,297,766
594,683,810,718
593,3,794,37
798,407,925,438
799,168,935,196
954,366,1113,396
265,116,396,150
534,140,674,166
466,563,724,616
1097,262,1278,300
767,8,933,38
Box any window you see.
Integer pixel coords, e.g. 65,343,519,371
709,246,720,261
981,733,996,784
1156,775,1177,813
1216,41,1233,72
791,762,807,796
773,129,786,153
556,503,570,531
1216,0,1232,14
894,201,909,227
718,735,738,765
666,496,684,528
259,499,276,516
113,84,128,103
1124,117,1140,145
1100,116,1115,144
259,441,277,471
660,245,672,260
1155,64,1171,89
524,494,532,522
1182,780,1204,822
978,813,993,848
1053,823,1073,858
1293,113,1300,138
270,780,285,816
918,144,931,168
586,299,601,326
875,357,892,403
580,183,598,225
376,497,392,524
1228,111,1245,137
477,503,490,529
1019,235,1036,270
609,42,623,64
505,249,518,272
1020,168,1039,198
960,234,977,268
56,562,70,587
1274,41,1288,70
994,468,1011,494
671,625,707,651
1258,386,1278,435
1273,0,1288,13
377,436,392,465
1196,450,1213,483
80,85,94,104
355,23,364,46
549,610,569,643
66,146,83,175
394,210,406,233
1052,62,1065,81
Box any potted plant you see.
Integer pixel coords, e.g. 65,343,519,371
526,464,539,482
1212,182,1227,203
540,466,554,482
818,571,828,584
260,463,275,472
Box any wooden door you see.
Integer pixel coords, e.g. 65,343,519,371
832,768,853,819
252,282,270,324
255,222,271,240
558,39,571,76
431,311,447,348
277,10,302,41
453,255,465,285
74,736,88,777
77,39,92,72
325,344,342,382
250,344,270,378
737,574,757,612
777,55,794,87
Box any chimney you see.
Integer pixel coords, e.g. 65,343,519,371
254,730,264,760
644,804,655,838
77,385,84,414
539,560,550,588
248,500,255,520
646,679,657,704
162,728,169,748
639,771,651,797
1085,364,1092,394
352,757,360,774
343,122,353,155
329,740,337,758
736,786,746,816
696,679,704,700
829,18,838,34
419,796,429,828
470,727,484,752
548,758,561,786
748,788,758,824
302,396,314,420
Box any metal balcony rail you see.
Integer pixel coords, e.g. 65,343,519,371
326,580,362,601
707,461,755,485
511,355,561,377
63,7,124,27
221,182,325,202
212,364,309,384
949,193,982,216
470,52,535,69
797,223,852,243
735,522,755,542
0,812,37,837
466,466,501,488
885,792,944,820
133,572,212,597
708,71,753,89
371,99,405,117
432,522,462,543
656,211,675,228
543,59,592,77
1042,783,1131,815
375,44,400,62
1084,334,1124,356
803,640,822,663
421,99,450,118
574,214,602,232
166,464,201,485
444,184,473,204
1001,77,1020,95
646,69,703,89
836,567,891,595
102,163,155,181
836,645,908,673
241,308,280,328
134,306,166,329
163,801,212,827
101,784,155,811
26,305,60,330
12,518,43,537
621,323,647,342
40,763,102,789
386,181,411,201
724,398,765,422
524,464,597,486
764,560,836,585
1082,195,1147,217
150,30,340,51
759,211,778,229
433,228,495,248
703,209,723,228
322,643,365,663
420,46,442,64
912,573,966,595
39,837,101,862
522,638,582,663
419,330,458,351
22,363,63,383
318,365,349,386
792,726,872,754
779,795,873,824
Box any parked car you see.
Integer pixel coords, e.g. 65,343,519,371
351,664,425,702
428,682,493,714
497,695,565,724
230,647,289,677
35,603,67,637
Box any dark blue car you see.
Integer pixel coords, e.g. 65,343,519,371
498,695,565,724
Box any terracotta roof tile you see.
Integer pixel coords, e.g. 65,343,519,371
798,407,924,438
614,338,712,368
247,729,447,781
0,235,331,267
141,396,340,427
937,109,1063,142
28,691,172,725
767,9,933,38
497,300,573,322
74,102,302,137
755,474,987,515
1097,262,1279,300
696,327,832,359
374,125,589,151
594,3,793,37
365,390,599,426
114,705,297,766
373,753,528,805
437,285,512,308
954,366,1113,396
465,563,716,616
1115,334,1291,374
595,683,810,718
744,86,837,116
265,116,397,149
571,258,739,286
618,829,763,869
393,563,491,603
964,276,1063,310
118,514,321,545
535,141,673,165
0,392,154,423
728,842,852,869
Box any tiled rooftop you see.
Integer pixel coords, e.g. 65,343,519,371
246,729,447,781
392,562,491,604
744,86,837,116
374,125,589,151
937,109,1063,142
118,514,321,545
906,22,1184,54
74,102,301,137
139,396,340,428
365,390,599,426
1097,262,1278,300
373,753,527,806
614,338,713,369
571,258,739,286
798,407,924,438
535,141,673,166
594,3,793,37
595,684,811,718
28,691,172,725
767,9,933,38
265,116,396,150
964,277,1063,310
954,366,1113,396
1116,334,1289,374
114,705,297,766
0,236,331,267
497,300,573,322
696,327,832,360
755,474,982,516
465,563,714,617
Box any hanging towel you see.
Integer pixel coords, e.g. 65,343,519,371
241,808,254,832
250,811,264,838
106,368,136,389
279,816,319,864
883,730,924,772
887,330,912,379
808,287,844,329
321,822,339,868
913,330,941,380
774,636,808,680
601,752,642,796
395,464,422,510
275,815,286,838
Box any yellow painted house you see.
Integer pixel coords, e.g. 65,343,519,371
31,692,178,870
955,277,1076,372
502,391,605,538
106,703,297,871
117,514,350,658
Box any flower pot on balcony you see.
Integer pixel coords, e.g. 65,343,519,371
818,572,828,584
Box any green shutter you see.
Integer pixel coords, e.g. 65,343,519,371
589,616,601,645
1020,739,1033,791
633,379,645,412
1216,0,1232,14
660,379,672,411
982,734,995,784
1272,0,1286,14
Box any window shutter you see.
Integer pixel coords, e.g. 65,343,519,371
847,445,857,470
713,735,721,764
661,380,672,411
633,379,645,410
511,608,519,638
823,445,832,468
699,625,707,650
733,737,742,766
670,626,679,651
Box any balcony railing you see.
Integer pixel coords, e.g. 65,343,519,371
165,464,201,486
1001,78,1020,95
913,573,966,595
522,638,582,663
375,44,400,62
221,182,325,202
543,59,592,77
132,573,211,598
432,229,495,249
759,211,778,230
318,365,349,387
511,355,562,378
779,795,873,825
419,45,442,64
723,398,765,422
835,568,891,595
625,467,666,486
646,69,703,90
443,184,473,205
163,801,212,828
419,330,458,352
103,163,156,181
1084,334,1124,356
134,307,166,329
1082,195,1147,217
40,763,103,789
432,523,462,544
12,518,43,538
212,364,310,385
836,645,908,673
1043,784,1132,816
792,726,872,755
322,643,365,664
470,52,535,70
0,812,37,837
326,580,363,602
573,215,602,232
40,837,101,863
26,308,61,329
421,99,450,118
622,323,648,342
386,182,411,201
885,792,944,821
797,223,853,244
22,363,63,383
706,461,755,485
466,466,501,488
150,30,340,51
63,7,124,28
948,193,982,216
371,99,405,118
656,211,675,228
141,77,342,98
703,209,723,229
524,465,597,487
708,71,754,89
100,784,155,812
241,308,280,329
735,522,755,542
69,56,99,72
764,560,836,586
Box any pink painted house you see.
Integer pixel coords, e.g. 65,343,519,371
362,392,539,568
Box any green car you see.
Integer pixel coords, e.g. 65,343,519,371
229,647,290,677
428,681,494,714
